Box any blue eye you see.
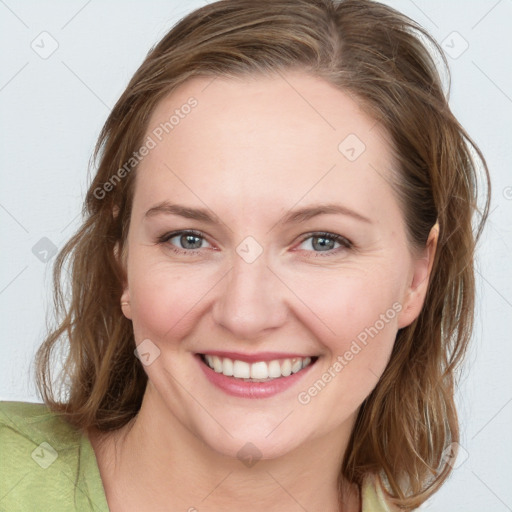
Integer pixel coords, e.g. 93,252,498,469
297,232,352,255
158,230,211,255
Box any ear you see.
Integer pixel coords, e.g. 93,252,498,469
397,222,439,329
115,240,132,320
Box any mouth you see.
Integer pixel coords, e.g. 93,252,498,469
198,353,318,382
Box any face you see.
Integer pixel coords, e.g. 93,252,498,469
120,72,436,460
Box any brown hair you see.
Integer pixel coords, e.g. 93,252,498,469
35,0,491,508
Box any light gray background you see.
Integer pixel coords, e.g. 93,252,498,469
0,1,511,510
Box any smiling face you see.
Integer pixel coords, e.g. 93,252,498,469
119,72,436,460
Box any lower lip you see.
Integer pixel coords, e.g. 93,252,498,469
196,355,316,399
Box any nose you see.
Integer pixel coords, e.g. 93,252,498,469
212,249,288,341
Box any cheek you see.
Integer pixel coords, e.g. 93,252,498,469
127,256,218,342
294,270,402,415
288,264,404,348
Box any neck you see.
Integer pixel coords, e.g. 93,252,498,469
88,383,360,512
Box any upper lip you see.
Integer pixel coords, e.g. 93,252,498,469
198,351,316,363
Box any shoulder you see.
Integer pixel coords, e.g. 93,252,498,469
361,473,405,512
0,400,107,512
0,400,82,464
0,400,78,439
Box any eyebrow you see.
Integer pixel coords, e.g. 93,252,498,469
144,201,372,225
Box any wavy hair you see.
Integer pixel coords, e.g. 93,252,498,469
34,0,491,508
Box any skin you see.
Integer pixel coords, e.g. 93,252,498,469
88,72,438,512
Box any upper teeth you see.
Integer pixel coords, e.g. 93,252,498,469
203,355,312,380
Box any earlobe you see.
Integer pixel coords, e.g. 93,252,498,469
120,292,132,320
397,222,439,329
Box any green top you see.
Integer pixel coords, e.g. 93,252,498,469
0,401,399,511
0,401,109,512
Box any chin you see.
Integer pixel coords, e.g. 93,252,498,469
200,429,301,464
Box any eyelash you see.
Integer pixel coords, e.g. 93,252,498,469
156,230,353,257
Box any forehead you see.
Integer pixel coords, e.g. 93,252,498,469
133,73,400,226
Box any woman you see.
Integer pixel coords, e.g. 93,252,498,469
0,0,490,510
